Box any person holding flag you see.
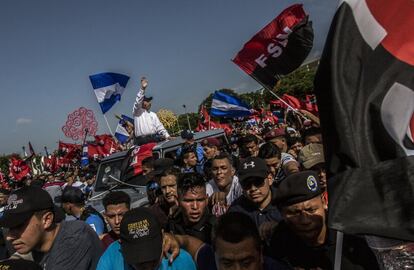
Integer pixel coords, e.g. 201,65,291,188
132,77,170,145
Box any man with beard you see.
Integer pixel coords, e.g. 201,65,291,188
269,171,379,269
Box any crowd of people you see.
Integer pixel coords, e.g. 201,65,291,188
0,79,382,270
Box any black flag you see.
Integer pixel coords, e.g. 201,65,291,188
314,0,414,241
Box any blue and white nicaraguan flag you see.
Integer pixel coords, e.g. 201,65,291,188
81,143,89,168
89,72,130,114
115,114,134,144
210,91,252,118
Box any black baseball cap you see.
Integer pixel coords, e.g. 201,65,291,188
120,207,163,265
0,186,65,228
180,130,194,140
238,157,269,184
274,170,322,207
143,96,153,102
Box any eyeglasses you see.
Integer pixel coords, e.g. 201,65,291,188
240,177,266,190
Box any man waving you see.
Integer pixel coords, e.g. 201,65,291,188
133,76,170,145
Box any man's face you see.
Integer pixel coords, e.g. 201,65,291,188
310,164,327,190
142,100,151,111
215,237,263,270
184,152,197,167
179,186,208,224
0,194,9,206
264,157,281,178
281,196,327,244
86,176,96,186
203,145,217,159
305,134,322,145
160,175,178,205
6,212,52,254
104,203,129,235
290,142,303,155
211,158,234,191
62,202,72,215
142,165,153,176
270,137,287,152
242,176,273,207
244,141,259,157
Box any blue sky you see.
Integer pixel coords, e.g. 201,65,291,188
0,0,337,155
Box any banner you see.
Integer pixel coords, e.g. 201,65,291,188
233,4,313,90
314,0,414,241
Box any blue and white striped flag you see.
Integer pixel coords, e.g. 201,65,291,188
115,115,134,144
210,91,252,118
89,72,130,114
81,143,89,168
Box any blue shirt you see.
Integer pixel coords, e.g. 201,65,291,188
97,241,197,270
85,213,105,236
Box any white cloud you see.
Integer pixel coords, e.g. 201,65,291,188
16,118,32,125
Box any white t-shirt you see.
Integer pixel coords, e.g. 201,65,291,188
206,175,243,205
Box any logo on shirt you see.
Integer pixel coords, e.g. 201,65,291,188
128,219,150,239
306,175,318,192
5,194,23,211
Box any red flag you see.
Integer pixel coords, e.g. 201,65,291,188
92,134,118,157
199,105,210,125
43,155,58,173
8,157,31,181
58,141,81,160
233,4,313,90
281,94,301,110
314,0,414,241
302,94,318,113
122,143,157,179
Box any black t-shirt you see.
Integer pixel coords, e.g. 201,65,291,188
167,209,216,244
267,221,379,270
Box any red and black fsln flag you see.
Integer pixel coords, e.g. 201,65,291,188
233,4,314,90
314,0,414,241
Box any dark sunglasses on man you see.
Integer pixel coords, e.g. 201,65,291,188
240,177,266,190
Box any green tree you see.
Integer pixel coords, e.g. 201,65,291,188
177,113,199,134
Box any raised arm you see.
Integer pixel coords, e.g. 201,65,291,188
132,77,148,116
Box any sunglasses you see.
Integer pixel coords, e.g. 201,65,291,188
240,177,266,190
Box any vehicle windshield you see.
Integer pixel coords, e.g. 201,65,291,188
95,159,123,192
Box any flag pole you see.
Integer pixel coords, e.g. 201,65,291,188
248,73,306,119
103,114,114,136
334,231,344,270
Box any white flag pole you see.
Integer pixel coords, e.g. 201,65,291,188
103,114,114,137
334,231,344,270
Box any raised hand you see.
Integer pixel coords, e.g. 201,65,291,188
141,76,148,90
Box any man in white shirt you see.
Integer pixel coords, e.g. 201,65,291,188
206,153,243,216
132,77,170,145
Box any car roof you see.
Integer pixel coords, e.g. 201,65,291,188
99,128,226,162
152,128,225,151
